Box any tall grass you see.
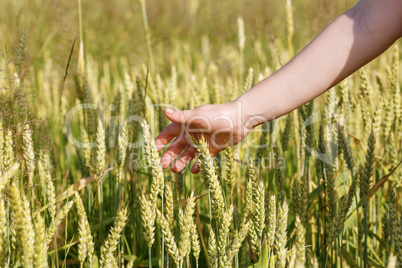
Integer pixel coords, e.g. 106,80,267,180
0,0,401,267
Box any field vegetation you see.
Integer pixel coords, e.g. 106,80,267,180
0,0,401,267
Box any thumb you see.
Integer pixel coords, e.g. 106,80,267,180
165,107,193,124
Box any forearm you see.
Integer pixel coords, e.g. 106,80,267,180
237,0,402,127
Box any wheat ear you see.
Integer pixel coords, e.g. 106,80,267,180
0,162,19,193
179,192,196,260
0,199,7,264
273,145,285,203
208,227,217,268
295,216,306,265
157,209,180,266
194,136,224,221
9,183,33,265
140,119,164,206
46,200,74,245
75,192,94,264
3,130,14,172
33,214,47,268
224,146,235,197
225,220,251,267
190,220,201,268
275,200,288,268
100,207,128,267
218,205,234,267
139,193,156,249
266,194,277,251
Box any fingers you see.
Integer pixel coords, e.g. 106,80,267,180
160,133,189,169
155,108,200,152
189,148,220,174
165,107,208,130
191,161,200,174
155,123,182,152
172,145,198,173
164,108,192,124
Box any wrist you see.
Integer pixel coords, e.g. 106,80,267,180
231,95,269,130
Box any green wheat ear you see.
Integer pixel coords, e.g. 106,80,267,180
75,192,94,264
157,209,180,266
338,124,354,173
224,146,235,197
275,200,289,268
100,207,129,267
33,213,47,268
0,199,7,264
295,216,306,265
9,183,33,266
193,136,224,221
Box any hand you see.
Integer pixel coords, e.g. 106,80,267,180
155,101,254,173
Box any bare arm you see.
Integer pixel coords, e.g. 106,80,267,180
155,0,402,173
239,0,402,127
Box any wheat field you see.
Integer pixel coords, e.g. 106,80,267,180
0,0,401,267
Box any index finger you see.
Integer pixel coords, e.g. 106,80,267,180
155,122,183,152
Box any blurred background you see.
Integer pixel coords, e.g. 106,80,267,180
0,0,354,72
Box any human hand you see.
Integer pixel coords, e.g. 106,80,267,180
155,101,255,174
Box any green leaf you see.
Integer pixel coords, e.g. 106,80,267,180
122,254,141,266
341,246,357,267
248,236,269,268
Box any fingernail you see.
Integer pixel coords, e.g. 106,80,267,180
165,108,174,114
161,161,169,169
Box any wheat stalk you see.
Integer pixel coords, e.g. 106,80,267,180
281,115,292,152
157,209,180,266
266,194,276,251
81,129,93,173
273,145,285,203
179,192,196,260
96,119,106,176
74,192,94,264
251,180,265,256
338,124,355,173
0,162,19,194
190,220,201,268
33,214,47,268
9,183,34,266
139,193,156,249
165,184,174,232
117,122,128,182
208,227,217,268
46,200,74,245
22,194,35,264
224,146,235,197
243,67,254,93
275,200,288,268
194,136,224,221
243,178,253,224
330,169,359,244
0,122,4,174
46,176,56,221
100,207,128,268
0,199,7,264
225,220,251,267
218,205,234,267
391,44,400,123
285,0,294,57
22,124,35,177
140,119,164,206
295,216,305,265
3,129,14,172
372,99,383,139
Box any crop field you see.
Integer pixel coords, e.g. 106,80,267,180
0,0,401,267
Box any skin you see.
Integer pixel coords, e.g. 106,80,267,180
155,0,402,174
